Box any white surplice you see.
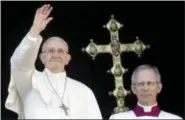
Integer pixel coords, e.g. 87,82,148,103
109,103,182,119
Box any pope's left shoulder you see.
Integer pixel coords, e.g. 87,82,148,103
109,110,135,119
67,77,92,92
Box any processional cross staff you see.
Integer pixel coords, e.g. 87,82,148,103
82,15,150,113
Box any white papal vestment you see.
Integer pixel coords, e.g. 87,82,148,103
5,33,102,119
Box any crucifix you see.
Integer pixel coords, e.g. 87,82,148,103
60,103,69,115
82,15,150,114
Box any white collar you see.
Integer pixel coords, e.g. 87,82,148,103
137,102,158,112
44,68,67,94
44,68,66,79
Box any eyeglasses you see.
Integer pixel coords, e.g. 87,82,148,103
42,48,68,55
134,81,160,87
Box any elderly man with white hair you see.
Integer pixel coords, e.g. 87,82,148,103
109,64,182,119
5,4,102,119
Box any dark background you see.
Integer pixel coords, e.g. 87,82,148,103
2,1,184,120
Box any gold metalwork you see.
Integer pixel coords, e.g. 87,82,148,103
82,14,150,114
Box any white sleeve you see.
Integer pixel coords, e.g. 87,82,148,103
86,88,103,119
5,33,43,119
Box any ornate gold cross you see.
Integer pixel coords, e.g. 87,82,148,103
82,15,150,114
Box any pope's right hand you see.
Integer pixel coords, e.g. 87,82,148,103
29,4,53,37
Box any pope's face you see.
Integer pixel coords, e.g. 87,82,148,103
40,38,71,72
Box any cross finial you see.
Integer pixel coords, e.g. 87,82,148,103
111,14,115,19
136,36,139,40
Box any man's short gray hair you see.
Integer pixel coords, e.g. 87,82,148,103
41,36,69,53
131,64,161,84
